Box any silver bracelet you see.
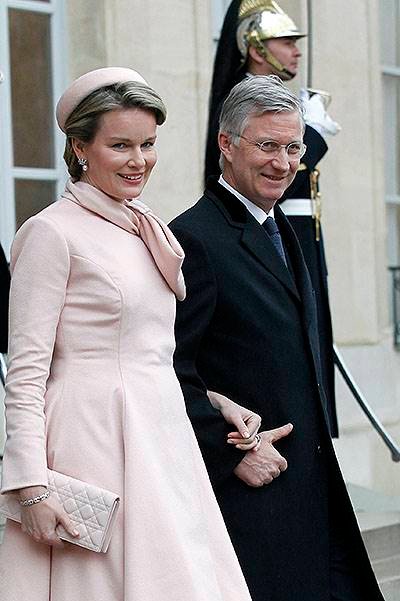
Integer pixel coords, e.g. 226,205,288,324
19,490,50,507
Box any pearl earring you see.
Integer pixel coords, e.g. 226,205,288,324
78,157,88,172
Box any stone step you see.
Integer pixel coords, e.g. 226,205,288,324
358,513,400,562
379,575,400,601
348,483,400,514
372,554,400,582
356,510,400,598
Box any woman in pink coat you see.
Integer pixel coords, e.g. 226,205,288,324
0,68,257,600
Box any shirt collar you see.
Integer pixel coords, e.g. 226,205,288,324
218,176,274,224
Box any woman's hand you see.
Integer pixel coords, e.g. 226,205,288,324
18,486,79,547
207,390,262,450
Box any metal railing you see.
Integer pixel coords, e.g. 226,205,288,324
334,346,400,462
389,266,400,350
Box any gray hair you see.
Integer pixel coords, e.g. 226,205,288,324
64,81,167,180
219,74,305,145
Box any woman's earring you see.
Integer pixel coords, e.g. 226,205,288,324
78,157,88,172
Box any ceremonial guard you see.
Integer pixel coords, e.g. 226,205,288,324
205,0,340,435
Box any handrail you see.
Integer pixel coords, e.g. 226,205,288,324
334,345,400,463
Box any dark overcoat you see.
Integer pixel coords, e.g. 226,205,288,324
171,178,383,601
204,0,337,433
0,243,10,353
205,60,338,437
281,125,338,436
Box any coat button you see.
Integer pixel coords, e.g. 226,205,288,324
317,445,323,455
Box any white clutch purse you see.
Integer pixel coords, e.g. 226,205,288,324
0,469,120,553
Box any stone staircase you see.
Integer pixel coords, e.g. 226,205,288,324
349,484,400,601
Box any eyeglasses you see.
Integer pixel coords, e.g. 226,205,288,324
233,134,307,160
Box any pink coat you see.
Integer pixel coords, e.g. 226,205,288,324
0,181,251,601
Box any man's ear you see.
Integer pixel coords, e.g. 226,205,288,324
218,131,233,164
248,44,266,65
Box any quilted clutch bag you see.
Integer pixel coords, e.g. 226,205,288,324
0,469,120,553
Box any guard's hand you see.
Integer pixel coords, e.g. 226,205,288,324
207,390,261,450
19,489,79,547
233,424,293,487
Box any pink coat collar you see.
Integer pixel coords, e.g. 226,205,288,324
61,179,186,301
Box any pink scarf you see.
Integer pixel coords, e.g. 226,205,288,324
61,179,186,300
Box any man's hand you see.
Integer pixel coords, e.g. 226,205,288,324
233,424,293,487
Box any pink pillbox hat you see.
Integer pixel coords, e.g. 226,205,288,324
56,67,147,132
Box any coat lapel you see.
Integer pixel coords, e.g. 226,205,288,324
206,179,300,301
205,178,331,429
240,224,300,300
275,206,314,325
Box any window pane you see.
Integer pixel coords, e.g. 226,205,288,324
15,180,56,230
9,9,54,168
382,76,400,196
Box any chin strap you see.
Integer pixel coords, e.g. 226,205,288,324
247,32,295,79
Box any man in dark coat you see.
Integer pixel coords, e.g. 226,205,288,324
205,0,340,436
171,76,383,601
0,243,10,354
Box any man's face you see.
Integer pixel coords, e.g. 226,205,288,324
220,111,303,213
263,37,301,78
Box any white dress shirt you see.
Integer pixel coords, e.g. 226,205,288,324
218,176,274,224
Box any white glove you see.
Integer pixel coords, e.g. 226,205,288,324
300,88,341,137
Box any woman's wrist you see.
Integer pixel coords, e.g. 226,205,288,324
208,390,234,411
17,486,48,502
19,490,50,507
207,390,222,410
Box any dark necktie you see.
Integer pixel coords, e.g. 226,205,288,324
263,216,288,267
